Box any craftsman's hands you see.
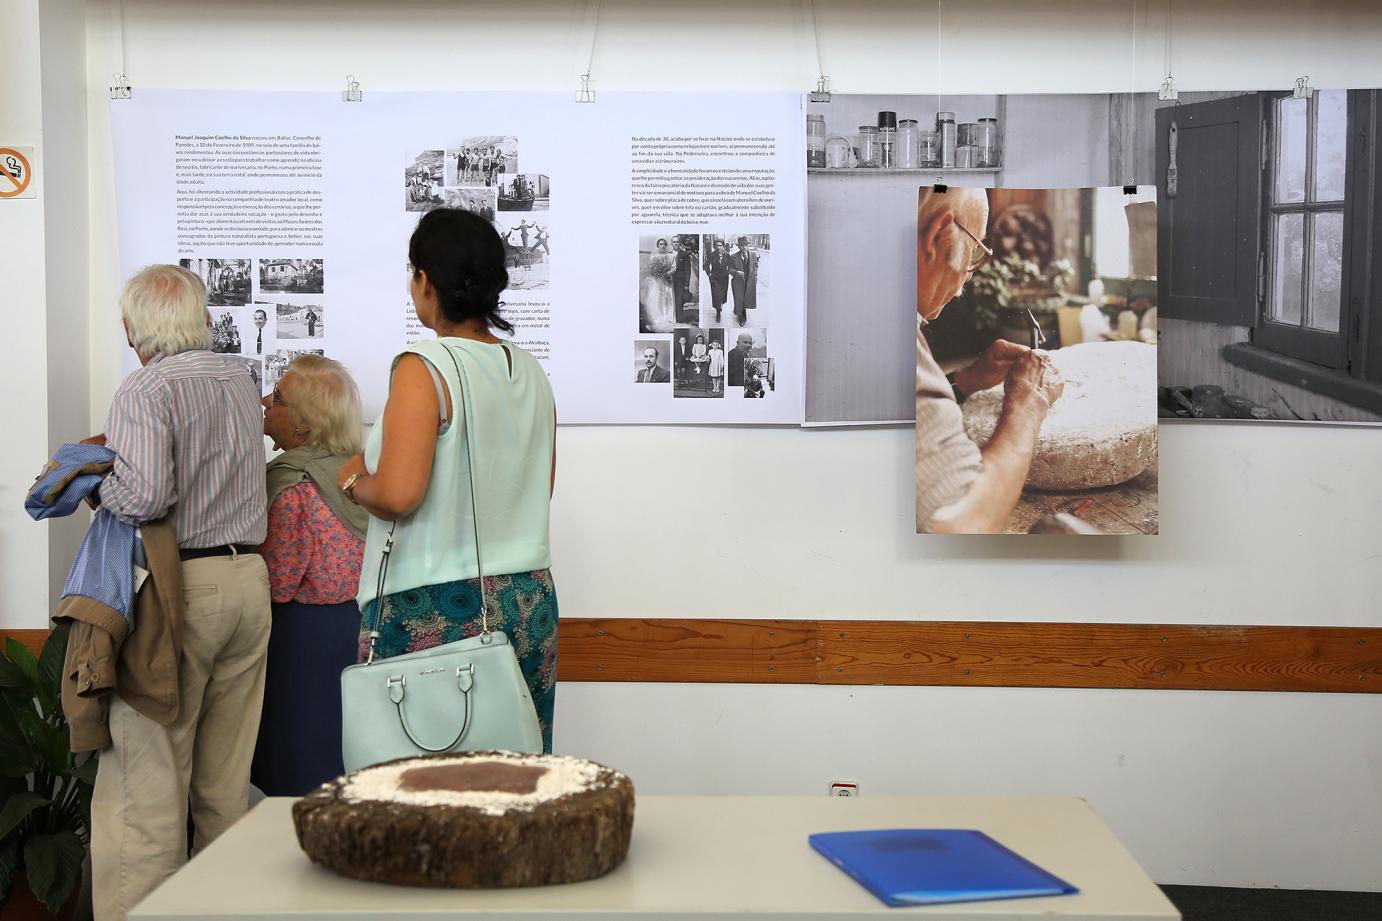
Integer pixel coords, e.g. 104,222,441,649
954,339,1030,396
1002,350,1064,418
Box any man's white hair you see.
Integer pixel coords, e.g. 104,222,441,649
283,355,364,456
916,186,988,226
120,264,211,359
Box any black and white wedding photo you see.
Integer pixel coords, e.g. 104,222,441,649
258,258,324,294
638,233,700,333
498,174,550,212
671,327,725,399
703,233,768,329
496,216,550,290
179,258,250,306
404,150,446,211
449,136,518,187
632,339,672,384
274,302,325,339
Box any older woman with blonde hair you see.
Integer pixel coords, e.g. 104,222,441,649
252,354,369,795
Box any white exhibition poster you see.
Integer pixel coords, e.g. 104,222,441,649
110,91,806,423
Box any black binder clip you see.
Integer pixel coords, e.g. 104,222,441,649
1123,184,1137,195
932,176,948,193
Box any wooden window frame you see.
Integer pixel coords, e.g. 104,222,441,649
1252,90,1354,369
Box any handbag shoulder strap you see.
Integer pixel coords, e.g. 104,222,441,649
364,340,491,664
440,341,491,635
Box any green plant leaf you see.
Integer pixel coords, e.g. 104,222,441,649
0,654,31,691
16,707,69,778
70,753,99,787
0,699,37,778
22,830,84,914
0,790,48,840
3,640,39,691
34,626,67,718
0,834,19,908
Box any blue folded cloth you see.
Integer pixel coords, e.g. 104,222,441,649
28,442,142,627
26,443,117,520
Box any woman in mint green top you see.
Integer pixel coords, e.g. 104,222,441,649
337,209,558,750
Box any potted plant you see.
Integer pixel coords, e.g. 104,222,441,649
966,256,1075,348
0,626,96,919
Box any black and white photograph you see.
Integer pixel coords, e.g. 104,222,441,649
223,356,263,393
263,351,290,392
671,327,725,398
405,150,446,211
207,307,267,356
448,137,518,188
805,91,1171,424
179,258,250,306
638,233,699,333
1157,88,1382,425
495,216,549,290
497,173,550,212
258,259,324,294
265,347,325,393
725,328,768,391
274,302,325,339
633,338,672,384
703,233,768,329
744,356,774,398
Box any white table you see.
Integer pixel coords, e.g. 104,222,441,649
131,795,1179,920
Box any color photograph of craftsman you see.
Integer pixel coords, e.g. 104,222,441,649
915,186,1158,535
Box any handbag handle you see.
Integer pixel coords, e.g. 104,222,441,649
364,341,492,664
387,664,475,752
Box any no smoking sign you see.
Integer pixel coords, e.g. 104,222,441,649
0,147,35,199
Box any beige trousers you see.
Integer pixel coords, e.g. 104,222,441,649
91,553,272,921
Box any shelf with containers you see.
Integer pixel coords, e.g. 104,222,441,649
807,106,1003,172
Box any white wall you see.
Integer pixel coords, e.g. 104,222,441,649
0,0,54,627
4,0,1381,891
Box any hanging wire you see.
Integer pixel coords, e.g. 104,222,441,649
1124,0,1138,188
576,0,602,102
109,0,131,99
1159,0,1176,100
807,0,830,100
933,0,946,190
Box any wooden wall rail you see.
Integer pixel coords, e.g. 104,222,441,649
6,620,1378,693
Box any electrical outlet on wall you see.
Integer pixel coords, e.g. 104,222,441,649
829,780,859,797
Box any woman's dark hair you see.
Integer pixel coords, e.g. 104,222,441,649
408,208,512,333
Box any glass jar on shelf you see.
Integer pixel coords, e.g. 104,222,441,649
825,135,855,169
918,129,940,168
856,125,880,168
806,113,827,168
975,117,1002,167
876,111,897,169
897,119,921,169
935,111,957,168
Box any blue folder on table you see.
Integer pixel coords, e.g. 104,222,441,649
808,828,1078,907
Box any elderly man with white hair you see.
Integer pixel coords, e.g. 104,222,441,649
90,263,270,921
915,188,1064,533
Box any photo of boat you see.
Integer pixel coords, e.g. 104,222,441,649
498,173,550,212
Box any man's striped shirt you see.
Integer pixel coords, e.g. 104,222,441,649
99,350,267,548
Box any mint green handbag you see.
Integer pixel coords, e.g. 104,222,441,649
340,344,543,773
